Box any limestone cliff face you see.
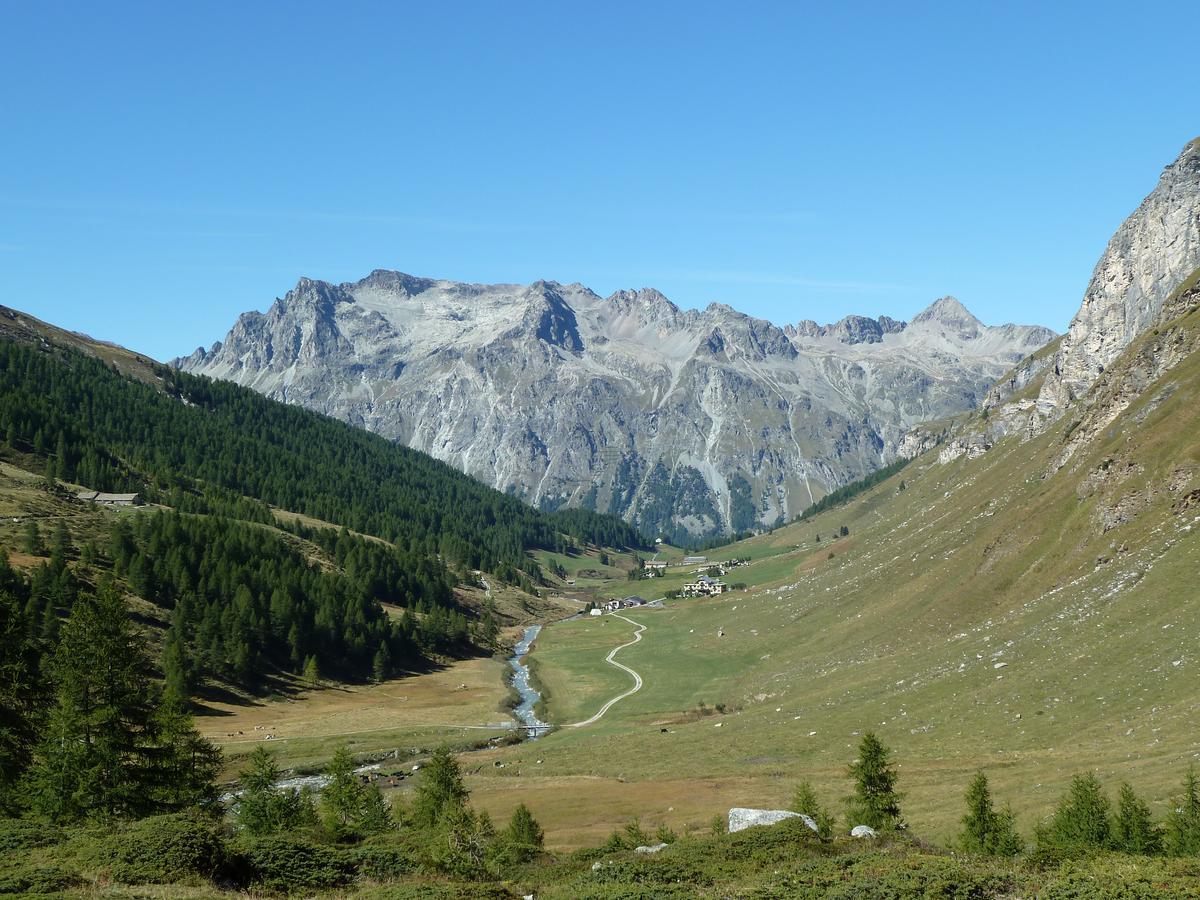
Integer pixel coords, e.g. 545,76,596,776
1039,139,1200,413
177,278,1052,542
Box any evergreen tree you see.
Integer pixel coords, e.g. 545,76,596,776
431,803,494,878
372,643,391,684
1114,781,1161,855
623,817,650,847
50,521,71,570
303,655,321,688
1036,772,1112,853
356,783,394,836
162,626,192,702
235,746,316,836
150,695,222,811
319,745,367,839
845,731,904,830
27,583,158,822
958,771,1023,856
22,520,44,556
504,802,544,858
1165,765,1200,856
0,586,44,812
411,745,469,828
791,780,835,838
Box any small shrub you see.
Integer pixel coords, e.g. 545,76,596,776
0,819,60,853
105,813,227,884
344,843,416,880
242,836,351,892
0,865,82,895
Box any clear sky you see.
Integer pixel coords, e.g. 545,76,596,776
2,1,1197,361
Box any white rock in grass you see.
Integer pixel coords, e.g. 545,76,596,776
634,842,668,854
851,824,878,838
728,807,818,834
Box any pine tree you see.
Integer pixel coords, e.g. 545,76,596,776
1114,781,1161,854
303,655,321,688
1165,765,1200,855
959,771,994,853
372,643,391,683
411,745,469,828
150,694,222,811
162,624,193,702
958,771,1023,856
356,783,394,835
432,802,494,878
0,587,44,812
623,817,650,847
1036,772,1112,853
505,802,544,858
27,583,158,822
235,746,316,836
320,745,366,839
845,731,904,830
50,522,71,571
791,780,835,838
22,520,44,556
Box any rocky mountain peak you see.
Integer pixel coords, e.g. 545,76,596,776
1038,137,1200,411
519,282,584,351
911,296,981,329
826,314,888,344
349,269,437,297
177,270,1054,540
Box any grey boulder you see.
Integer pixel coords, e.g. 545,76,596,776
728,807,819,834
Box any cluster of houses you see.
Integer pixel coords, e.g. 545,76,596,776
589,596,648,616
641,554,749,582
681,575,728,597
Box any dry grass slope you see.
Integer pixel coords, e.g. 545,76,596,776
474,302,1200,848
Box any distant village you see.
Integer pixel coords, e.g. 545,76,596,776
639,554,750,597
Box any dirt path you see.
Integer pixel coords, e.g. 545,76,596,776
565,614,646,728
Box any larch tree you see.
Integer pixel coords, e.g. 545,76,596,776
845,731,904,830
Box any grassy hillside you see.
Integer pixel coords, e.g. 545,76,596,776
473,295,1200,848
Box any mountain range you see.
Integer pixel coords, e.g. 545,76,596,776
177,280,1053,543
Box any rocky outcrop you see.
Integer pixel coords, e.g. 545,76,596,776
1039,139,1200,414
1050,272,1200,473
178,277,1052,541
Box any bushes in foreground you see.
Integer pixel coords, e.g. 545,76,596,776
103,812,228,884
5,734,1200,896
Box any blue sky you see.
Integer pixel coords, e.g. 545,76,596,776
2,1,1197,361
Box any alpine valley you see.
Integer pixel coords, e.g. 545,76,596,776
3,123,1200,895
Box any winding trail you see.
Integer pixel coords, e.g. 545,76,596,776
565,614,646,728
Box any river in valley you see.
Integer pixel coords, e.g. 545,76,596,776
508,624,550,737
